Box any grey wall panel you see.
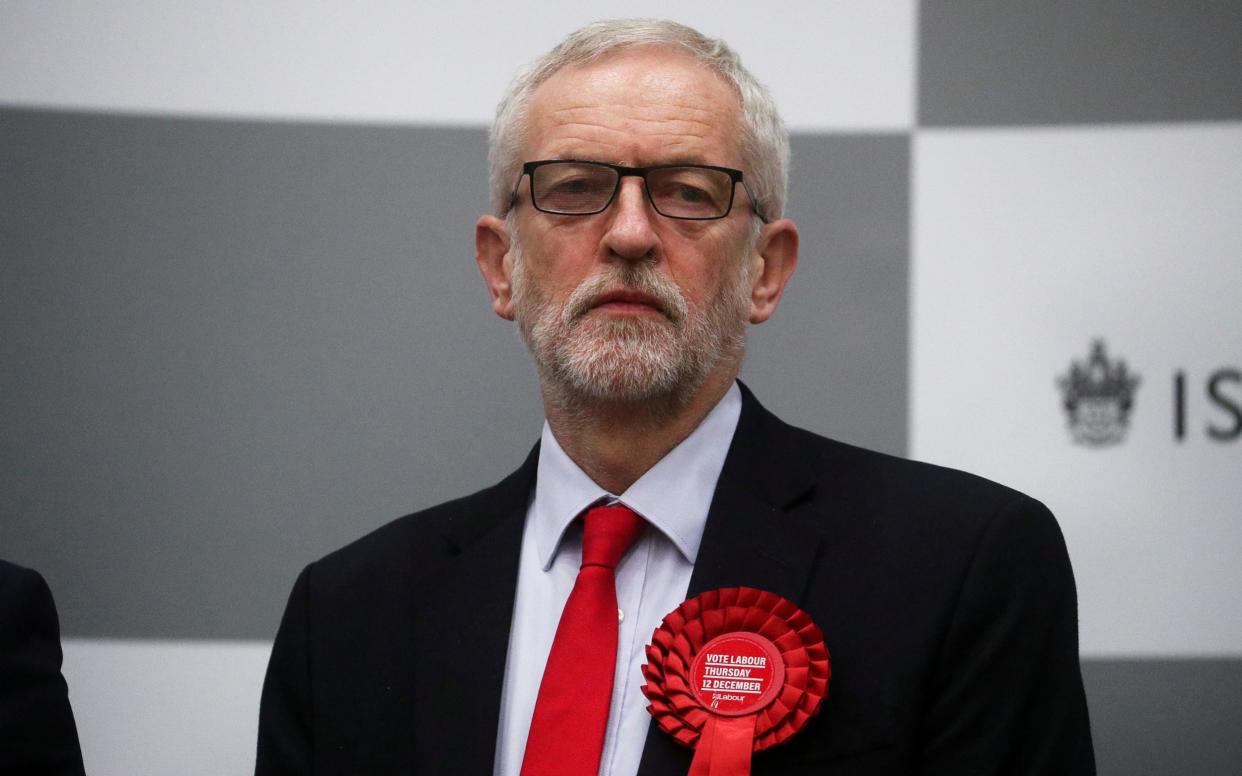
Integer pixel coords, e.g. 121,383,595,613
1082,658,1242,775
744,134,909,458
920,0,1242,126
2,109,543,638
1,110,909,639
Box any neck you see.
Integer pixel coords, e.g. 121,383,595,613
542,367,738,495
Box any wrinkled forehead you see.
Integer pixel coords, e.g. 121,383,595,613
523,46,746,166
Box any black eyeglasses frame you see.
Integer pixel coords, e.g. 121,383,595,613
508,159,769,223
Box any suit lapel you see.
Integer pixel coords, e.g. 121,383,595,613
409,447,537,773
691,382,825,603
637,383,827,775
687,476,824,600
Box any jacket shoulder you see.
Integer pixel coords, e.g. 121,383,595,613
813,431,1037,515
778,422,1069,597
0,560,58,634
735,383,1043,528
306,446,537,590
729,389,1062,577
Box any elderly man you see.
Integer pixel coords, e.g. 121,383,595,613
257,19,1094,775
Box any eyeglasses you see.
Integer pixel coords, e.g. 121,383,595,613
509,159,768,222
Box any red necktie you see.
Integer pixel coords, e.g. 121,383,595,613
520,503,645,776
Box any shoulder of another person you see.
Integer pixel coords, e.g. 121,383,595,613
0,559,56,629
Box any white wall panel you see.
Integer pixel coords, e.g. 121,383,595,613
911,123,1242,657
0,0,914,131
62,639,271,776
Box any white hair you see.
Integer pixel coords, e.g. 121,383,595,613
487,18,789,221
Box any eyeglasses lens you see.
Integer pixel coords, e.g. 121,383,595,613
645,167,732,219
531,163,617,214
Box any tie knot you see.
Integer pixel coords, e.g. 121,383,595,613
580,504,644,569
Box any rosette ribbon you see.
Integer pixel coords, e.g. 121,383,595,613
642,587,831,776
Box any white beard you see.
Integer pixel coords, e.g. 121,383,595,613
510,240,752,408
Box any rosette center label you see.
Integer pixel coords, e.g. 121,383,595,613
689,631,785,716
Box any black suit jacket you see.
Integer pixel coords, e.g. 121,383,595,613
257,384,1095,774
0,560,86,776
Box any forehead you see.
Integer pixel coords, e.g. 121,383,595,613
524,46,744,167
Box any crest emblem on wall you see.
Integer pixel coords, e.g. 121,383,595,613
1057,340,1141,447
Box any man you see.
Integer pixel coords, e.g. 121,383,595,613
257,19,1095,775
0,559,87,775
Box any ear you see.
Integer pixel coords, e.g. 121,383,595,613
748,218,799,324
475,215,515,320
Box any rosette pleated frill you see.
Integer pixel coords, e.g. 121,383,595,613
642,587,831,775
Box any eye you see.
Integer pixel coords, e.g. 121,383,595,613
648,167,731,216
672,184,711,203
549,177,595,194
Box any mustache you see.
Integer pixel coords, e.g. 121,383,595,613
562,264,688,324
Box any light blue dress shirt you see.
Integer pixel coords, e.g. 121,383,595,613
493,383,743,776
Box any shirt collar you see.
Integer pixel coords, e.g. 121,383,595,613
532,382,743,571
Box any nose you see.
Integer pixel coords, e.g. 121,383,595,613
601,177,660,262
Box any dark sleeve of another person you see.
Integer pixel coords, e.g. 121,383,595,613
0,560,87,776
255,566,314,776
917,498,1096,775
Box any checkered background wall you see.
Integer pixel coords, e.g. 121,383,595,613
2,2,1239,773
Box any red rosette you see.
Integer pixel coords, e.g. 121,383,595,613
642,586,831,770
